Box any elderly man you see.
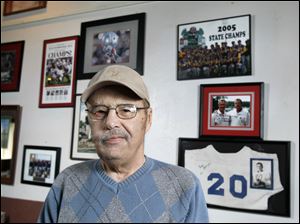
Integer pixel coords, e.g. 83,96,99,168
38,65,209,223
211,99,231,126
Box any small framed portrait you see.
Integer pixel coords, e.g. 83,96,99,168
70,94,98,160
199,82,264,138
77,13,145,79
3,1,47,16
251,159,273,189
1,41,25,92
177,14,251,80
178,138,290,217
1,105,22,185
21,145,61,187
39,36,79,108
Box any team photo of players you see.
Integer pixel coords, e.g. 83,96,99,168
45,57,73,87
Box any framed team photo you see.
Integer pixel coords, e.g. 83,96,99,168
77,13,145,79
70,94,98,160
178,138,290,217
21,145,61,187
199,82,264,138
39,36,79,108
1,41,24,92
177,14,251,80
1,105,22,185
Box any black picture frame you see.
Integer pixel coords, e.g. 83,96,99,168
177,14,251,80
70,94,97,160
199,82,264,139
1,105,22,185
178,138,290,217
77,13,145,79
21,145,61,187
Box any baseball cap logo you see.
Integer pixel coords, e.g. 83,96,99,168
111,68,119,77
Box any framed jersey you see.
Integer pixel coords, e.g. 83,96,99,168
178,138,290,217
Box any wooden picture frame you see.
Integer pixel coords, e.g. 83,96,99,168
3,1,47,16
1,105,22,185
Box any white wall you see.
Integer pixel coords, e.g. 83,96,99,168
1,1,299,223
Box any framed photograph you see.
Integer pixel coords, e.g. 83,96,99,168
39,36,79,108
177,14,251,80
21,145,61,187
70,94,98,160
199,82,264,138
178,138,290,217
77,13,145,79
1,105,22,185
1,41,24,92
3,1,47,16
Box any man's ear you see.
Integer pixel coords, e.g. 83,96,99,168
145,108,152,132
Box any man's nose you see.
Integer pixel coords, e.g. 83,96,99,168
104,109,121,129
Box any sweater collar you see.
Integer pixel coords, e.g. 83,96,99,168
95,156,153,193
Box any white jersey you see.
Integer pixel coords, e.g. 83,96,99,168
185,145,283,210
211,110,231,126
227,108,250,127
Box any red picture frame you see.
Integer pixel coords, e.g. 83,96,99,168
200,82,264,138
1,41,25,92
39,36,79,108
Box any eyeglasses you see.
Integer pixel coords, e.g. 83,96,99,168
86,104,150,120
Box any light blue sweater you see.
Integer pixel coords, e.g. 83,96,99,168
38,157,209,223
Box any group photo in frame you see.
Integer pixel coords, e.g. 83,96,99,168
70,94,97,160
199,82,264,138
177,14,251,80
39,36,79,108
77,13,145,79
1,41,24,92
178,138,290,217
3,1,47,16
21,145,61,187
1,105,22,185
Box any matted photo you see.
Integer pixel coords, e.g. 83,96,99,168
77,13,145,79
1,41,24,92
178,138,290,217
21,145,61,187
1,105,22,185
39,36,79,108
200,82,264,138
251,159,273,189
70,94,98,160
177,14,251,80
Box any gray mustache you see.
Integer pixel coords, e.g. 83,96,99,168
96,129,129,144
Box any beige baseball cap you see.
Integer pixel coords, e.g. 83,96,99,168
81,65,150,105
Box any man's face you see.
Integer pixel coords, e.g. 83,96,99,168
256,163,263,171
86,86,152,164
234,100,242,112
218,101,226,113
